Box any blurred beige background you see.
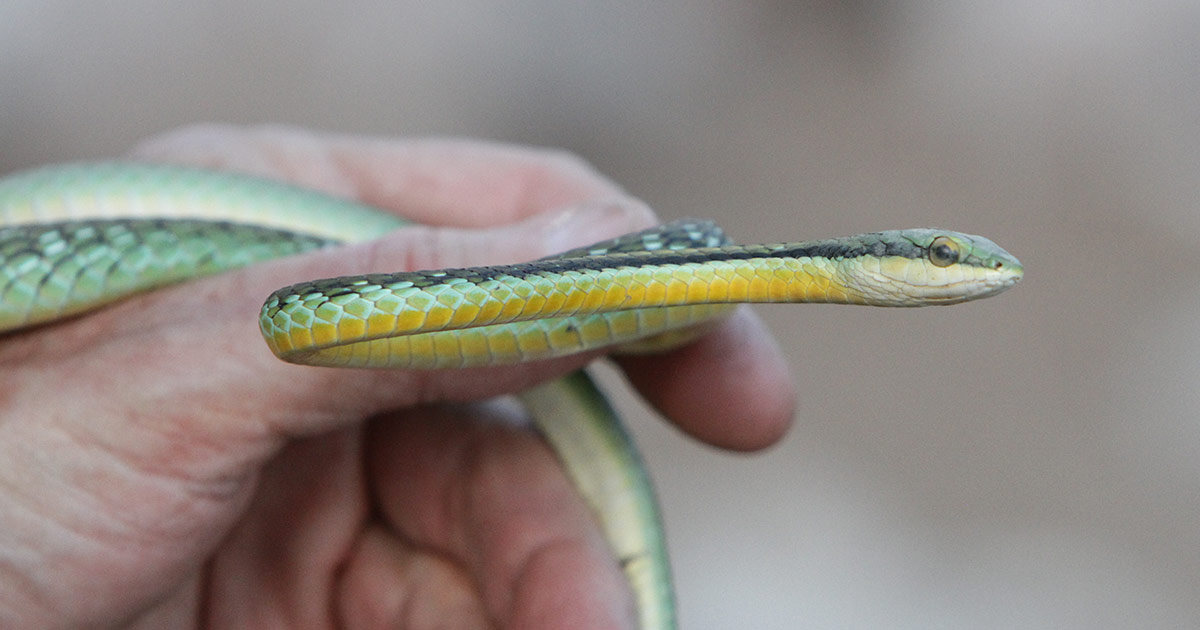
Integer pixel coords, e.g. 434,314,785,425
4,2,1198,628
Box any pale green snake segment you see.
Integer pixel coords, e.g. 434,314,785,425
0,162,1023,629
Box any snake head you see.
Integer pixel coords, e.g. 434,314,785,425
839,229,1023,305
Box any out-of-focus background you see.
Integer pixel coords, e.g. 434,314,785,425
4,2,1198,627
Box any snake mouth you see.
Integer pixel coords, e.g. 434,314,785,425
847,264,1022,306
892,270,1023,305
944,277,1021,301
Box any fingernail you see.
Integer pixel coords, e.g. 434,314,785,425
541,197,654,253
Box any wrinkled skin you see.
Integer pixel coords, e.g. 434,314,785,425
0,125,795,629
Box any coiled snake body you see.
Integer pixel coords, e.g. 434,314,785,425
0,162,1023,629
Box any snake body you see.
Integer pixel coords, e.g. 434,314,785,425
0,162,1022,629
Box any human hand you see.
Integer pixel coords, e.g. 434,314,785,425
0,125,795,628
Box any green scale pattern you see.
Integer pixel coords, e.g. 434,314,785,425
0,219,329,330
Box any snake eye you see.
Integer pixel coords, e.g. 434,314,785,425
928,236,960,268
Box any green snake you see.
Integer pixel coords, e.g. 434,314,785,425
0,162,1023,629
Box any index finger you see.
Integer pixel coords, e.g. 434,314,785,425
130,124,626,227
